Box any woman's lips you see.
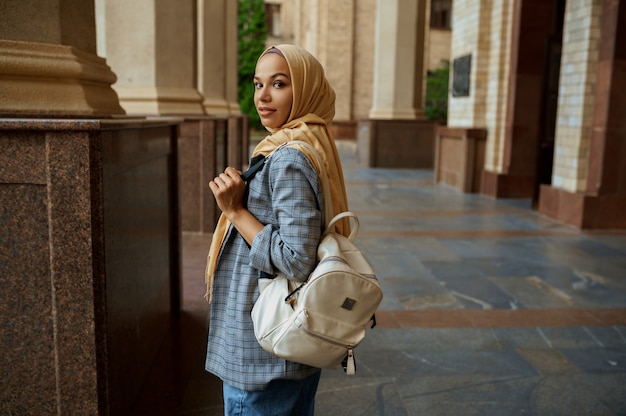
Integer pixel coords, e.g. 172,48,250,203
257,107,275,117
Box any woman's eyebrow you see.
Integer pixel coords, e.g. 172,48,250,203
254,72,290,80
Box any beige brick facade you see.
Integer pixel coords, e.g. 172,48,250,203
450,0,606,186
318,0,356,121
428,28,452,70
448,0,492,129
445,0,625,228
484,0,514,172
448,0,516,174
552,0,602,193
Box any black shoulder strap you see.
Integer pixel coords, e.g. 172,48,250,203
241,142,293,182
240,154,267,210
240,154,267,182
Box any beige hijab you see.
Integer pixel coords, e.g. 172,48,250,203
205,44,350,302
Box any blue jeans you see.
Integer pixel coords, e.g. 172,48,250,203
223,371,321,416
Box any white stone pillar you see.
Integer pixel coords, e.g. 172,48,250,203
98,0,205,115
0,0,124,115
369,0,427,119
197,0,240,115
225,0,240,114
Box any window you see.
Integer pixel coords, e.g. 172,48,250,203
265,3,282,37
431,0,452,29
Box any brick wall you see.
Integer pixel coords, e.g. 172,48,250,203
285,0,375,122
428,29,451,70
483,0,513,172
552,0,602,193
319,0,355,121
448,0,490,129
449,0,514,173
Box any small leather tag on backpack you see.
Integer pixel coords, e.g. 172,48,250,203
341,298,357,311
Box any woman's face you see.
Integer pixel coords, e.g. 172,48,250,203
254,52,293,129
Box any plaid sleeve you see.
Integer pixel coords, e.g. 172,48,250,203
249,148,323,282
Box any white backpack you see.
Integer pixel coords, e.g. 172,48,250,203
250,142,383,374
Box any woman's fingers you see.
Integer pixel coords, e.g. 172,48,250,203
209,167,245,214
224,166,242,178
210,167,243,189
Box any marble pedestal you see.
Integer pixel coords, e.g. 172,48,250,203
357,119,437,168
435,127,487,193
0,116,181,415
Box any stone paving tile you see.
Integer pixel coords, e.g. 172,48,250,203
560,348,626,373
515,348,581,375
316,326,626,415
361,236,462,262
436,273,520,310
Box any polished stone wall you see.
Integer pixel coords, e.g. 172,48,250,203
177,114,249,234
0,117,181,415
178,116,225,233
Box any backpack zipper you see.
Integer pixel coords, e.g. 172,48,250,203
298,323,357,375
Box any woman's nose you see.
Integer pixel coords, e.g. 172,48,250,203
259,88,270,101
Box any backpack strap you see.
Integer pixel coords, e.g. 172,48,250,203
241,141,336,230
325,211,359,242
240,154,267,182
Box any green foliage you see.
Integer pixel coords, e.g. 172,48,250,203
238,0,267,131
425,60,450,125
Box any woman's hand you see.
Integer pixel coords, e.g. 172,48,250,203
209,167,245,218
208,167,264,245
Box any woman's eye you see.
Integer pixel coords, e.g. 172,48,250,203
254,82,263,89
273,81,285,88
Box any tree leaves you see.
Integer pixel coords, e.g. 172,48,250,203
238,0,268,130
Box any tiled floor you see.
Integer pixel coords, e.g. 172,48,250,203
135,141,626,415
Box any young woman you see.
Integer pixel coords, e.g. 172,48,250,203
204,44,350,415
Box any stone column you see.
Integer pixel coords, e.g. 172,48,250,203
316,0,355,122
197,0,240,115
0,0,124,115
97,0,247,233
98,0,205,115
224,0,241,114
369,0,427,120
307,0,355,139
358,0,434,168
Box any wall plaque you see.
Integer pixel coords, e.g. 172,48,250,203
452,54,472,97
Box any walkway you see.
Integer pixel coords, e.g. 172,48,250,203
135,141,626,415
